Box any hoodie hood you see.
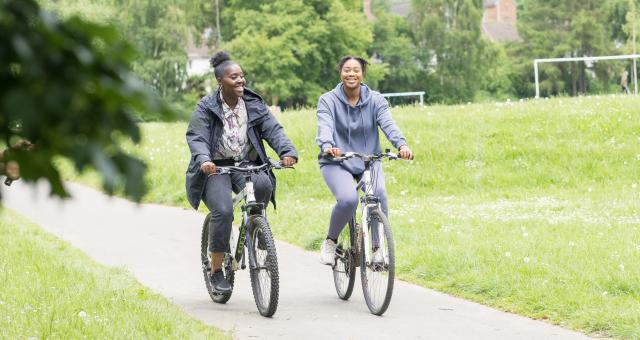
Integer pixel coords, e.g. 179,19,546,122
330,83,373,151
330,83,373,108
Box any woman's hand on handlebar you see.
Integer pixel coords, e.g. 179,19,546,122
281,156,296,167
200,161,217,175
323,147,342,158
399,145,413,160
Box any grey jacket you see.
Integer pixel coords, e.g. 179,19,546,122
186,88,298,210
316,83,407,174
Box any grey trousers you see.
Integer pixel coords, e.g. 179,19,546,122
321,163,388,240
202,169,272,253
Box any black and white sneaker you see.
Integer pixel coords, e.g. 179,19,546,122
210,269,232,294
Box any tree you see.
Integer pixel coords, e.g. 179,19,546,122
109,0,190,102
224,0,373,107
411,0,490,103
370,1,421,93
0,0,173,201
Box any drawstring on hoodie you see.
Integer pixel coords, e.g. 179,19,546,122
347,105,351,146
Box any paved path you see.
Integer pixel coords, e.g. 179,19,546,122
2,181,594,340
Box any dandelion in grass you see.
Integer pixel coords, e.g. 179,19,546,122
523,257,530,264
78,310,87,318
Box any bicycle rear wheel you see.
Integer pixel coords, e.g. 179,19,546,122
247,215,279,317
201,214,234,304
360,208,395,315
332,218,356,300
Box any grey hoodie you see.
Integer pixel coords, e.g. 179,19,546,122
316,83,407,174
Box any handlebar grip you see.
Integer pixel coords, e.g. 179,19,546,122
4,178,13,186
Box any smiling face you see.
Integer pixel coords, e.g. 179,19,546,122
340,58,363,90
218,63,245,98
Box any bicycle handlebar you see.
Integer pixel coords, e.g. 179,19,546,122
212,160,293,175
323,151,409,162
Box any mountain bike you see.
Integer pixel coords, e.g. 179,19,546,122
200,160,290,317
329,151,400,316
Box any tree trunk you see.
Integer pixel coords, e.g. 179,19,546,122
215,0,222,46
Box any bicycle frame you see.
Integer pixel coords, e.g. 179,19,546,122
215,161,285,271
229,177,265,270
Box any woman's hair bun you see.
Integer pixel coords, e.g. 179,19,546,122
210,51,231,68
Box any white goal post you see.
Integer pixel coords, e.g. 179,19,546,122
534,54,640,98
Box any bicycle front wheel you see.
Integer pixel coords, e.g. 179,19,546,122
332,219,356,300
201,214,234,304
360,208,395,315
247,215,279,317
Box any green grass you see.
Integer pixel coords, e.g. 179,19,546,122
65,94,640,338
0,209,228,339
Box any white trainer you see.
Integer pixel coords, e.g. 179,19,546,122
320,239,337,265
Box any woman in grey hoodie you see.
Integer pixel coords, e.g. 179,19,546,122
316,56,413,265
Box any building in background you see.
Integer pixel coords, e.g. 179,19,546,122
186,28,213,77
367,0,522,43
481,0,522,43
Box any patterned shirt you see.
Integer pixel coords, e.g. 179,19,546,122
214,93,251,161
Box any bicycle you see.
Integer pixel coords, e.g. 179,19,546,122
328,150,403,316
200,159,291,317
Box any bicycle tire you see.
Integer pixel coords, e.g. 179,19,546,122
247,215,279,317
201,213,234,304
332,218,356,300
360,208,395,315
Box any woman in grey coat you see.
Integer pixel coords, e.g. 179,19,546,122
186,51,298,293
316,56,413,265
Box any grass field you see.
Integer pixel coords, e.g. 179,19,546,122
64,94,639,338
0,209,228,339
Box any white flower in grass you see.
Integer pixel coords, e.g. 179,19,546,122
522,232,528,238
587,187,593,193
523,257,530,264
619,263,625,272
568,241,575,247
602,291,608,296
632,183,638,189
504,251,511,257
78,310,87,318
409,218,415,224
400,190,407,196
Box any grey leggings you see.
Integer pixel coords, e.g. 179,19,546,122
202,170,272,253
321,163,388,240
